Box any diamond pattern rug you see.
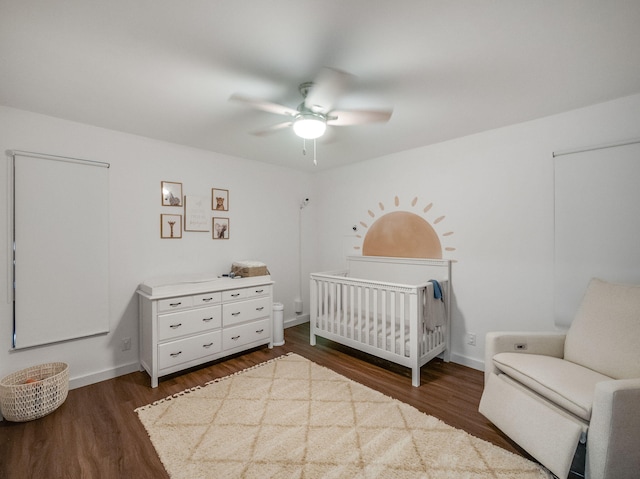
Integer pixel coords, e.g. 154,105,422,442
136,353,549,478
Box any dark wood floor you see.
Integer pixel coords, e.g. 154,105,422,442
1,323,571,478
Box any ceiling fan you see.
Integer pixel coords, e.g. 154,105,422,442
230,67,393,140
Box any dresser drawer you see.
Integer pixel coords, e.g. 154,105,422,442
158,305,222,341
222,285,272,302
223,318,271,350
246,284,271,298
158,296,193,312
158,330,222,370
222,296,271,326
222,288,246,301
193,292,222,306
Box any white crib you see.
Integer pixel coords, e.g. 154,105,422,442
310,256,451,387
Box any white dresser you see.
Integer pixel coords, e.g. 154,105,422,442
137,274,274,387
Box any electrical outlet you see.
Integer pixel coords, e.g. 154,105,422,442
467,332,476,346
122,337,131,351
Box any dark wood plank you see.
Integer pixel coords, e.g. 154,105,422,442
0,323,577,478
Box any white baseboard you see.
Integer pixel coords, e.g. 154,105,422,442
449,352,484,372
69,319,310,391
69,361,141,390
284,314,309,328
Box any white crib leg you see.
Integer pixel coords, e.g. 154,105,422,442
310,333,316,346
412,367,420,387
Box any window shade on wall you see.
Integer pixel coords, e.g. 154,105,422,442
10,151,110,349
553,142,640,327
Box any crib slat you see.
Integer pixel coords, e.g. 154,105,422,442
355,286,362,342
318,280,323,331
365,287,370,346
328,280,334,333
337,281,341,333
336,282,341,334
399,292,406,357
389,291,395,354
350,285,355,340
381,290,387,352
319,280,323,331
340,283,347,336
371,288,381,348
344,283,350,337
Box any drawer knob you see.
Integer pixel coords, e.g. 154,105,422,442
255,329,264,334
169,323,182,329
202,317,213,322
202,297,214,302
256,306,264,311
203,342,214,348
231,293,240,297
231,335,241,341
169,302,182,307
255,289,264,293
170,351,182,358
231,312,241,316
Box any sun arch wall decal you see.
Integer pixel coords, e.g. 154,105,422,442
354,196,456,260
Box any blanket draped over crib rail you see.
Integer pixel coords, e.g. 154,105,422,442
310,256,451,387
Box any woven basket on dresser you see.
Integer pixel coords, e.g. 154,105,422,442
0,362,69,422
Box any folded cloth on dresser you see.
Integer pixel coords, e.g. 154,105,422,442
424,281,447,331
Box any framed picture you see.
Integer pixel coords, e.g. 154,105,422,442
212,188,229,211
184,195,209,232
161,181,183,207
212,217,229,239
161,214,182,239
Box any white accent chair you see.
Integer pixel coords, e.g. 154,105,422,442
479,278,640,479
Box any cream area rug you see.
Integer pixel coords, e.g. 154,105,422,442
136,353,550,479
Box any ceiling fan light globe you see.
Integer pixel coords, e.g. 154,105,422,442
293,114,327,139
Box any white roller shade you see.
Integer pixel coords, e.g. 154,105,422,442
10,150,110,349
554,142,640,326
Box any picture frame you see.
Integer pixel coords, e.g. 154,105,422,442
184,195,210,232
161,181,183,207
212,217,229,239
161,214,182,239
211,188,229,211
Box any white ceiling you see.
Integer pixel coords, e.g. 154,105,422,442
2,1,640,172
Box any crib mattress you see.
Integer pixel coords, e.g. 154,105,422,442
314,312,444,358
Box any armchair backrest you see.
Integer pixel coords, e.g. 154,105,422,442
564,278,640,379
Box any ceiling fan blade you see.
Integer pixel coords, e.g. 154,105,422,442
305,67,353,113
250,121,293,136
327,109,393,126
229,93,298,117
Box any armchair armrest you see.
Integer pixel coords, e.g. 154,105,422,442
588,378,640,479
484,331,566,384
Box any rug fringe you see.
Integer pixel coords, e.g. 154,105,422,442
134,353,295,413
134,384,204,412
204,352,295,386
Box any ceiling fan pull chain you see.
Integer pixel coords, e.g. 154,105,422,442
302,138,307,156
313,139,317,166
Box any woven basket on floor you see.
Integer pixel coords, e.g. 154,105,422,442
0,362,69,422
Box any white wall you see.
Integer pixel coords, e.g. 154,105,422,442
0,106,313,388
312,93,640,369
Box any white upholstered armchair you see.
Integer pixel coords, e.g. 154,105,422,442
479,278,640,479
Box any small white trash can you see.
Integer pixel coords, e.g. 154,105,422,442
272,302,285,346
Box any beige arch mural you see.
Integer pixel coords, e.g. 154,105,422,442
355,196,456,260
